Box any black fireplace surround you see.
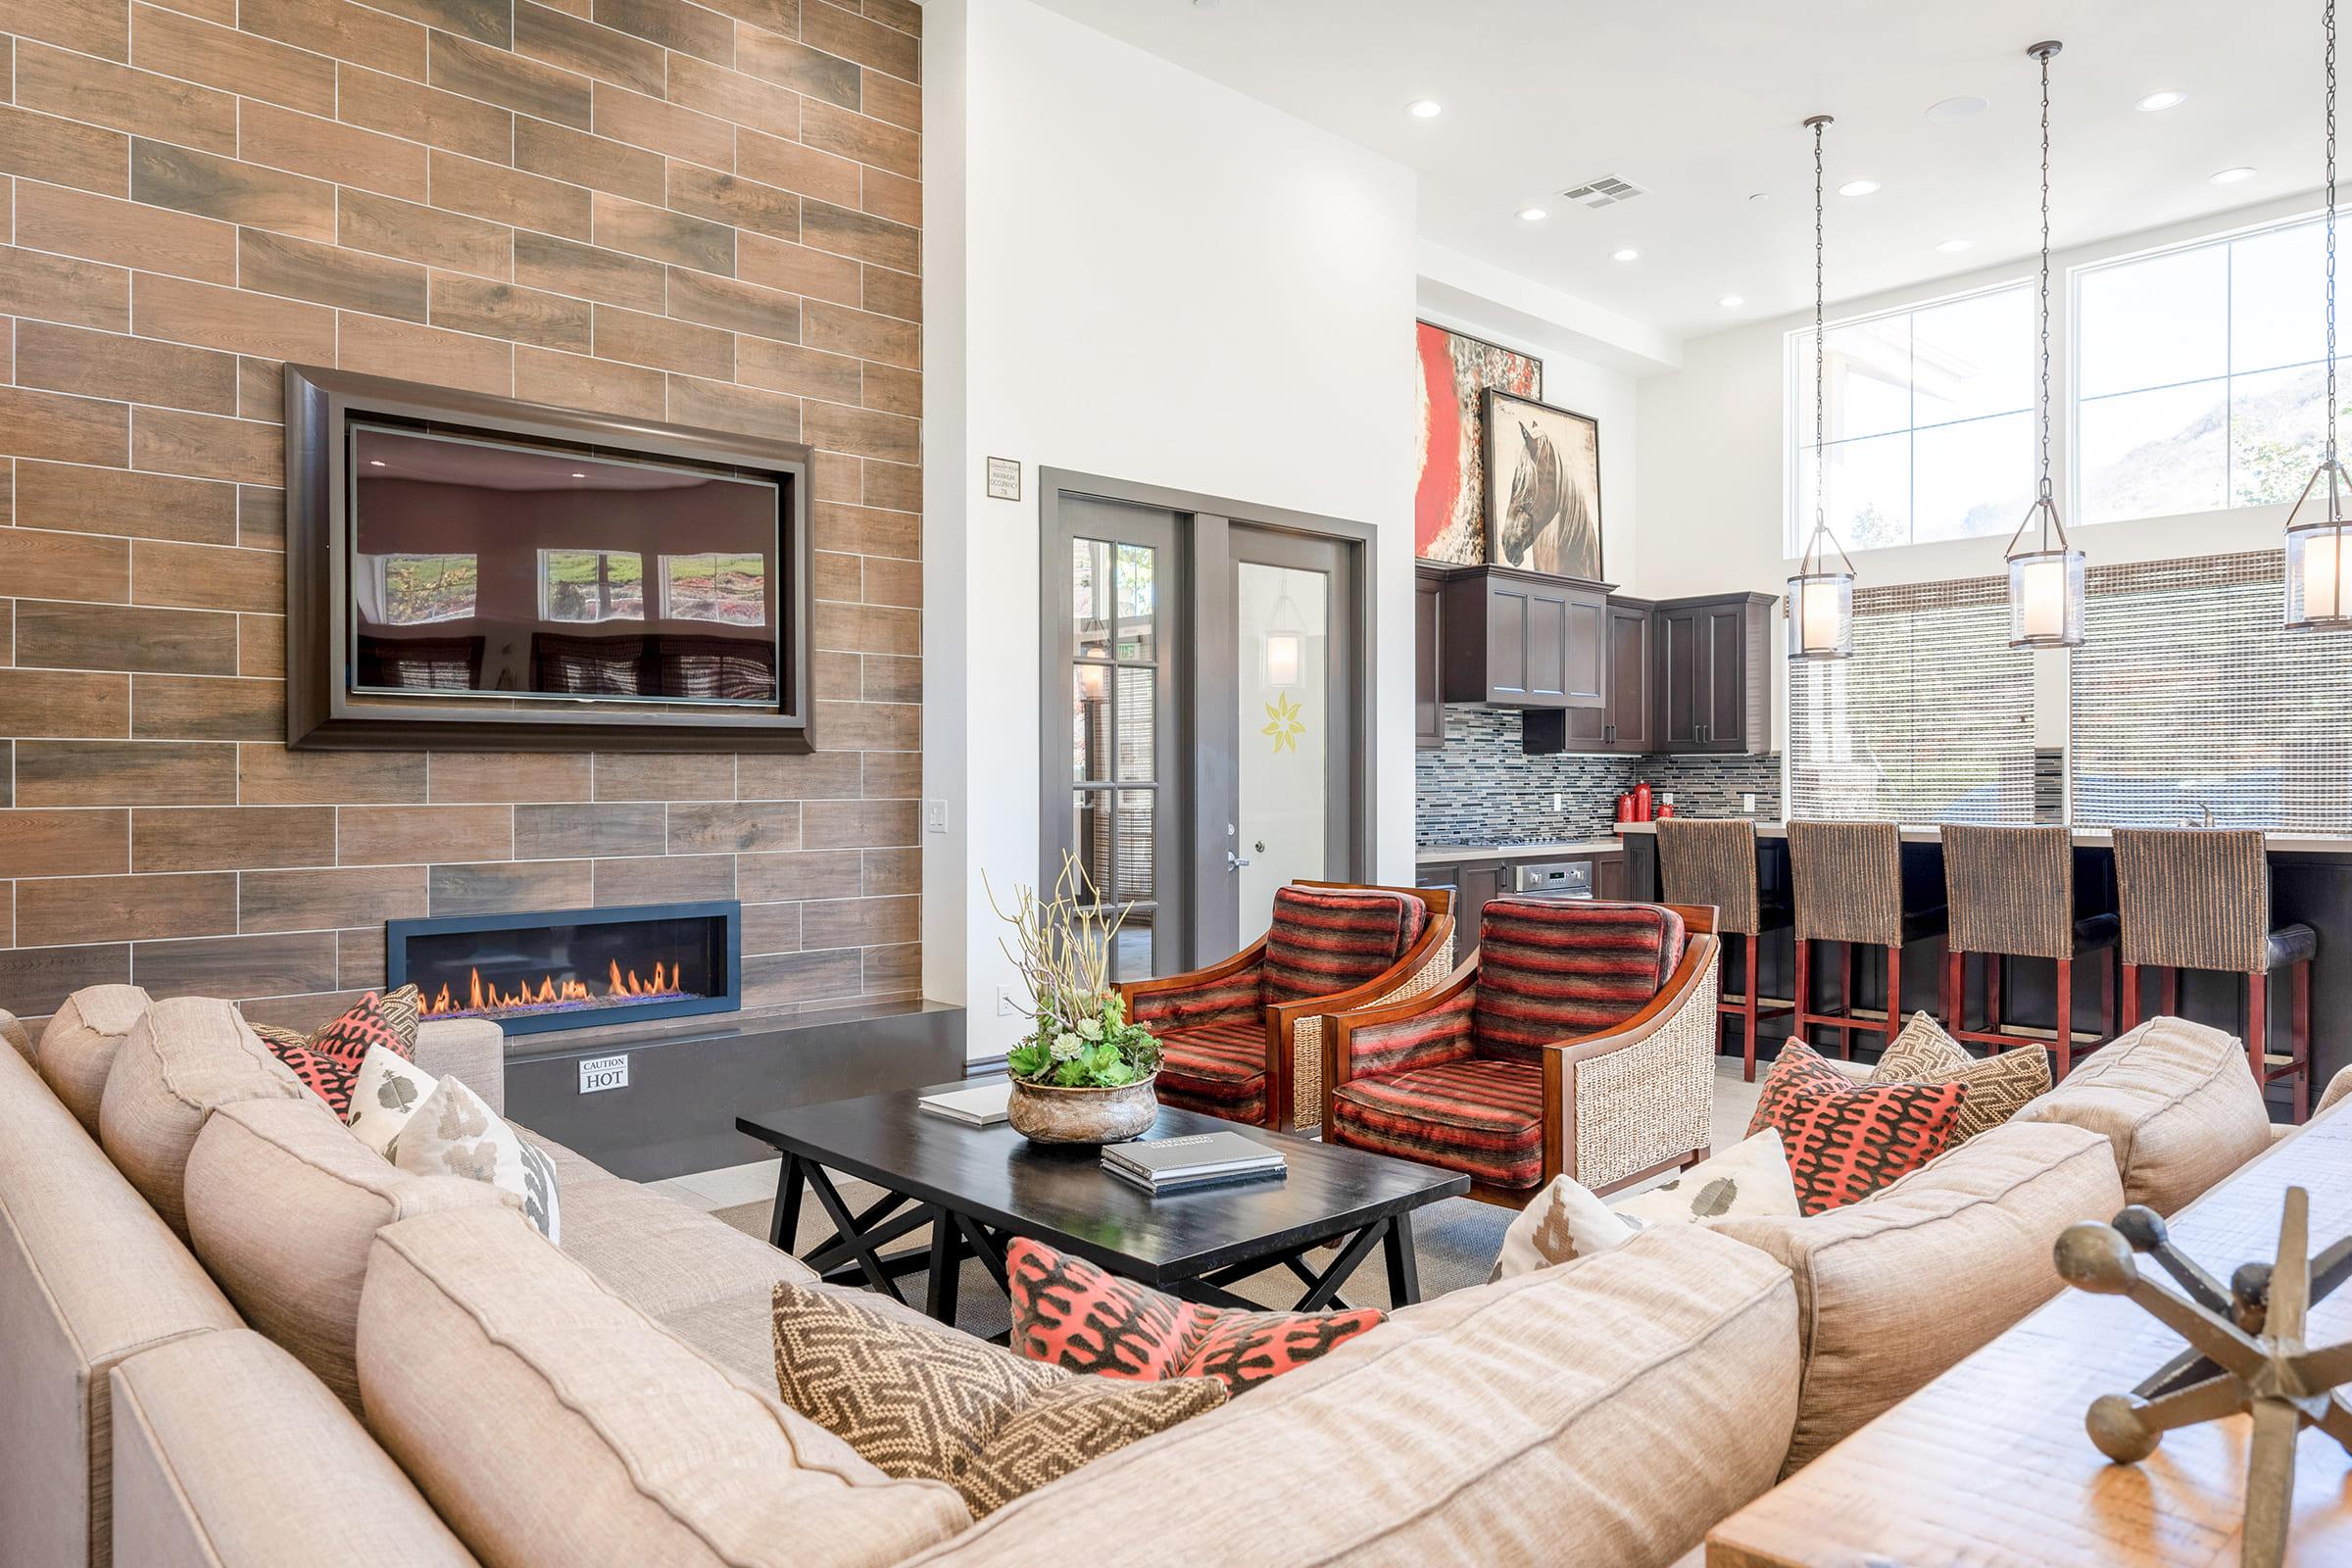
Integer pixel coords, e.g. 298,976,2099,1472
386,902,741,1036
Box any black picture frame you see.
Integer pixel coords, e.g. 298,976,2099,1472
1481,387,1604,583
282,364,814,752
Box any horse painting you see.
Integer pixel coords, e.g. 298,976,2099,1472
1483,390,1602,581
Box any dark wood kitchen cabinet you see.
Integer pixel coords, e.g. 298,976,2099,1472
1415,564,1446,749
1555,597,1654,753
1652,591,1775,755
1439,566,1607,710
1417,858,1509,937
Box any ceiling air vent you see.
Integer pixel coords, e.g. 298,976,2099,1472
1559,175,1646,209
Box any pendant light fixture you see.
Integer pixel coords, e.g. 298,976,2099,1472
2285,0,2352,629
2004,40,2088,649
1788,113,1857,662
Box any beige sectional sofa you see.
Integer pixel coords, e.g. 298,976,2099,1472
0,993,2293,1568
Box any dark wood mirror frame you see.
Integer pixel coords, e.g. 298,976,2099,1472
283,364,814,753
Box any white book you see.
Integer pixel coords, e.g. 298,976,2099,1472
917,1080,1013,1126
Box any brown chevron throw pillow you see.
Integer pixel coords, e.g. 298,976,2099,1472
770,1281,1225,1516
1867,1011,2053,1147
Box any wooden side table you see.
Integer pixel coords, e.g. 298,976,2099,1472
1706,1111,2352,1566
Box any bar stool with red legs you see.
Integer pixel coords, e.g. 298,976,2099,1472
2112,826,2314,1121
1786,819,1948,1057
1938,823,2118,1078
1656,816,1791,1081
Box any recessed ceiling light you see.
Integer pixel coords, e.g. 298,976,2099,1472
1718,295,1744,308
570,471,587,478
2135,90,2188,112
1517,206,1547,221
1936,238,1975,253
368,459,386,467
1927,95,1989,122
1838,179,1881,197
1611,247,1641,262
1747,192,1770,203
2210,166,2257,185
1407,99,1442,120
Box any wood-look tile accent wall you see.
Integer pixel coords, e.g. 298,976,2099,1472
0,0,922,1028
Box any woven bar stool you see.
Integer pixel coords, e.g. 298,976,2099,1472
2112,827,2315,1120
1787,820,1948,1056
1939,824,2118,1078
1657,816,1791,1082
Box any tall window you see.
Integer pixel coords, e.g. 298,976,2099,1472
661,552,767,624
538,549,644,622
1787,579,2036,823
1785,284,2036,555
2071,552,2352,829
2076,213,2334,523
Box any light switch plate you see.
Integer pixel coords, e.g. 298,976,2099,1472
925,799,948,833
1742,793,1758,813
577,1054,629,1094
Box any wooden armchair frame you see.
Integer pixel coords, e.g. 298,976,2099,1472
1117,882,1457,1131
1321,904,1722,1209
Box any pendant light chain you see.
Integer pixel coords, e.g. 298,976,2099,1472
2329,0,2338,513
1814,115,1827,532
2037,44,2054,511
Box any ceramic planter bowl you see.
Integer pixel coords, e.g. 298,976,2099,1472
1006,1074,1158,1145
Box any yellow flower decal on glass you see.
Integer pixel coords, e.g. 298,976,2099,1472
1262,692,1305,754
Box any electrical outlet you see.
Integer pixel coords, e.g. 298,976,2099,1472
1742,793,1758,814
925,800,948,834
995,985,1016,1017
1661,791,1675,808
1551,792,1563,811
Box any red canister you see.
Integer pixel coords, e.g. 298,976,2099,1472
1615,792,1634,823
1656,803,1676,818
1633,782,1652,821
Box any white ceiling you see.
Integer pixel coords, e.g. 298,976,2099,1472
1031,0,2318,340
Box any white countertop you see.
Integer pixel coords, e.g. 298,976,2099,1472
1414,839,1625,866
1611,821,2352,857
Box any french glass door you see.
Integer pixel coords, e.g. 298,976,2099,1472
1043,485,1367,980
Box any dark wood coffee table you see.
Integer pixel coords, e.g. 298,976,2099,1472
735,1083,1471,1324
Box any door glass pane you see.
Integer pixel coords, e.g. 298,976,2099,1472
1072,665,1109,781
1236,563,1328,941
1112,788,1155,904
1072,790,1113,902
1111,908,1153,982
1115,543,1157,662
1115,667,1154,782
1073,539,1111,658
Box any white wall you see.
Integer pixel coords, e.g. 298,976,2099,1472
1637,192,2328,748
923,0,1419,1057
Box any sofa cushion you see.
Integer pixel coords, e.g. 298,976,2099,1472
896,1225,1797,1568
183,1096,514,1410
1472,899,1687,1060
1868,1011,2052,1146
110,1330,480,1568
99,996,310,1239
1748,1041,1969,1214
556,1171,818,1321
35,984,153,1135
772,1280,1225,1517
2015,1014,2272,1213
1714,1118,2124,1474
1004,1238,1383,1393
1329,1055,1544,1189
1260,885,1424,1005
0,1040,243,1568
358,1206,970,1568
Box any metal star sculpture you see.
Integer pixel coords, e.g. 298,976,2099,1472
2054,1188,2352,1568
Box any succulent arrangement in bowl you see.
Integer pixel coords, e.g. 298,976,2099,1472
987,853,1162,1143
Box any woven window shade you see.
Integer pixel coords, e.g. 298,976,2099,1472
2071,550,2352,829
1788,577,2036,823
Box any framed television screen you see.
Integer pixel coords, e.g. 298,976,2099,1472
284,365,812,752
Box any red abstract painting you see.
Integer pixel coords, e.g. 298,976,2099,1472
1414,321,1542,564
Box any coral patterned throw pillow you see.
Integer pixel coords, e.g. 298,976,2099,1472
1005,1238,1383,1393
250,986,422,1121
1746,1040,1971,1214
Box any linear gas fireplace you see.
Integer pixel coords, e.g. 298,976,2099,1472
386,902,741,1037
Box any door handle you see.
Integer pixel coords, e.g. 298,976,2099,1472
1226,851,1251,872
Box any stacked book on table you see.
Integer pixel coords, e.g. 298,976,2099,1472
1103,1131,1286,1195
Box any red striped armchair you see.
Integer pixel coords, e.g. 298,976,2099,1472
1320,898,1722,1208
1117,883,1457,1132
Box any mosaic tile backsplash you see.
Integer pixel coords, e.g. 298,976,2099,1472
1415,709,1784,846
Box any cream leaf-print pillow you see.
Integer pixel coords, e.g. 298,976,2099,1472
1490,1129,1800,1280
391,1074,562,1243
346,1043,437,1155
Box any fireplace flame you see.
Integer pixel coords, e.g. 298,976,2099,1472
417,960,690,1018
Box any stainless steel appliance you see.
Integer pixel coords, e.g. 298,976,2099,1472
1509,860,1593,899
